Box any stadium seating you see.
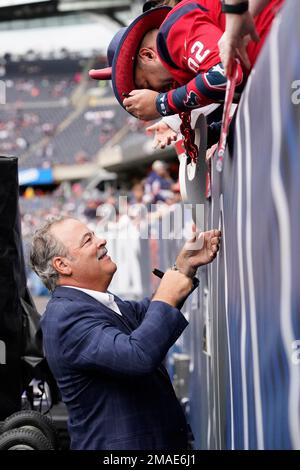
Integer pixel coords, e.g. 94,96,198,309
0,54,140,168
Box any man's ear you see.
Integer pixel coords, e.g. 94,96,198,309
52,256,72,276
138,47,157,64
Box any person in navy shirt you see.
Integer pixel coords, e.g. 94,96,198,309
145,160,173,202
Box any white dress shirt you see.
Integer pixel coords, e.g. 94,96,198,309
63,286,122,316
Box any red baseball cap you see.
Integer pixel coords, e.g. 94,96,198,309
89,6,171,109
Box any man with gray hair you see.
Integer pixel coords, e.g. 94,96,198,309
30,216,221,450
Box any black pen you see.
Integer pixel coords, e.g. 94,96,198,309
152,267,200,290
152,268,164,279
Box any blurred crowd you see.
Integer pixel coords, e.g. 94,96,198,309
0,55,150,168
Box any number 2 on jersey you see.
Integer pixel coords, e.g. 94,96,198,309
188,41,210,73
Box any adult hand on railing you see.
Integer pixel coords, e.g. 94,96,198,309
218,10,259,77
175,229,222,278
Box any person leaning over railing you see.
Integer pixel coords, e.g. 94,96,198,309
89,0,283,122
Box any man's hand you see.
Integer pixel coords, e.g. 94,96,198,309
152,269,193,308
218,11,259,76
176,229,222,278
123,90,161,120
146,121,178,149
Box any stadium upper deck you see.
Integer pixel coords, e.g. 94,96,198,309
0,53,153,169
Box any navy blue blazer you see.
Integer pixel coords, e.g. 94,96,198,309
40,286,189,450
